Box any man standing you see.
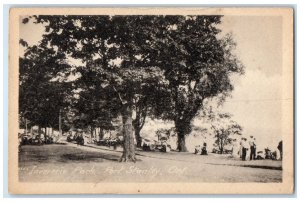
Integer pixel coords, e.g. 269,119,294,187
277,140,282,160
249,136,256,160
241,138,248,161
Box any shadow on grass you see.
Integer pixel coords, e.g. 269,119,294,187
53,142,67,145
60,152,120,162
83,144,123,153
206,163,282,170
19,144,123,163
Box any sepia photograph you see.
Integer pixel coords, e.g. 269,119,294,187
8,7,294,194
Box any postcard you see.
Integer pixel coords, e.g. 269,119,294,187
9,7,294,194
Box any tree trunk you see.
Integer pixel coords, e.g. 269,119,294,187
94,127,98,141
134,127,142,148
133,108,142,148
99,128,104,140
38,125,42,137
220,138,224,154
90,126,93,143
177,132,188,152
119,104,136,162
45,127,47,138
25,119,28,136
175,121,188,152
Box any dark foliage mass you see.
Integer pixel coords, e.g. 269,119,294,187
20,15,244,160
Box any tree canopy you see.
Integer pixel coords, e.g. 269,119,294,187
20,15,244,160
19,41,72,130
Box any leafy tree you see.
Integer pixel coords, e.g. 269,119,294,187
131,72,171,147
142,16,244,151
203,107,242,154
105,16,172,149
19,41,72,135
29,15,169,162
71,68,117,130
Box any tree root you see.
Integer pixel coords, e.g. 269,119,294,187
119,154,136,163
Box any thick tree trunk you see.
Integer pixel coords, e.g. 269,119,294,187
175,120,188,152
119,104,136,162
177,132,188,152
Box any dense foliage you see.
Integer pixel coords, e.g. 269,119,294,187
20,15,244,160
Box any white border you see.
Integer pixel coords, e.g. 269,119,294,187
1,0,298,201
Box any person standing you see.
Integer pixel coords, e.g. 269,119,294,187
249,136,256,160
231,139,239,158
241,138,248,161
201,142,208,155
277,140,283,160
239,139,243,159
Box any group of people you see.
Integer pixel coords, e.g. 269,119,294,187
67,130,84,145
231,136,256,161
194,142,208,155
240,136,256,161
231,137,283,161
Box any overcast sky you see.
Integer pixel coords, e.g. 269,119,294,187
217,16,284,150
19,15,287,151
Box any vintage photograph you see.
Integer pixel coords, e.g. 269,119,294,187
9,8,294,194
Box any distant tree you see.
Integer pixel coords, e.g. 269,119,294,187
212,120,242,154
192,126,209,138
203,107,242,154
155,128,171,141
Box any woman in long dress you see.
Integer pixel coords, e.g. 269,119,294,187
231,139,240,158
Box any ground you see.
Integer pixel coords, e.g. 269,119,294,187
18,142,282,183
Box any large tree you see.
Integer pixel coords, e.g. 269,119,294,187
29,15,169,161
142,16,244,151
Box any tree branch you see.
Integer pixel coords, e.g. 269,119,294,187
112,86,127,105
139,109,147,130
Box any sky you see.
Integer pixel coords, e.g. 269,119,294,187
19,15,287,151
217,16,284,151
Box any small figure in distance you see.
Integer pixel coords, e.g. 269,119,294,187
194,144,201,154
201,142,208,155
249,136,256,160
241,137,248,161
277,140,282,160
